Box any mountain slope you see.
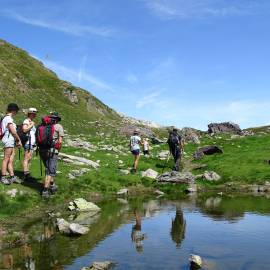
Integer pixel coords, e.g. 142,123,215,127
0,39,121,133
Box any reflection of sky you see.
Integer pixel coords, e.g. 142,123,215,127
65,208,270,270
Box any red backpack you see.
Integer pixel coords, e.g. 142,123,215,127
36,116,55,149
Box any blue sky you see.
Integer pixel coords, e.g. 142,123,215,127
1,0,270,130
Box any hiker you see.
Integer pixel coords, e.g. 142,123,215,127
167,127,184,171
21,108,37,181
0,103,22,184
142,138,150,156
131,210,146,253
37,112,64,198
130,129,142,172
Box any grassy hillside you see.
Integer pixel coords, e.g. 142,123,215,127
0,39,121,134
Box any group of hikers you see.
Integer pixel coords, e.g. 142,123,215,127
129,127,184,173
0,102,183,199
0,103,64,198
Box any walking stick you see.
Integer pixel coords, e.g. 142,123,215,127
40,156,43,177
18,148,21,161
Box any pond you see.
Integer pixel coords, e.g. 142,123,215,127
1,193,270,270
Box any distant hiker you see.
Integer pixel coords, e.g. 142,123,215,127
20,108,37,181
142,138,150,156
130,129,142,173
167,127,184,171
0,103,22,185
37,112,64,198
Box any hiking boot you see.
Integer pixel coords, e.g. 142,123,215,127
1,176,11,185
42,189,51,199
10,176,22,184
49,183,58,195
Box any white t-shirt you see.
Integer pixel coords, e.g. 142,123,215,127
130,135,141,151
23,118,36,146
143,141,149,151
1,115,16,142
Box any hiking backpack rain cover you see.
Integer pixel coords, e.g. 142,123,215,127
36,116,55,149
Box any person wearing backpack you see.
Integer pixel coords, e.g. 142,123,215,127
130,129,142,173
167,127,184,171
37,112,64,198
1,103,22,185
21,108,37,181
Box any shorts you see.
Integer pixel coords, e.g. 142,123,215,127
39,150,59,177
131,149,140,156
143,150,150,155
24,144,35,151
2,138,15,149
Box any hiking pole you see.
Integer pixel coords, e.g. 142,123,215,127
40,156,43,177
162,151,171,173
18,148,21,161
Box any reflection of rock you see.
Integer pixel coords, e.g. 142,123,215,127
56,218,89,235
117,188,129,196
157,171,195,184
71,212,100,226
205,197,222,208
186,184,197,193
69,223,89,235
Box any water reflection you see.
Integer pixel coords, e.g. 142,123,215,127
171,206,186,248
131,210,146,253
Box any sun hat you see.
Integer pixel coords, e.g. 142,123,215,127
28,108,38,114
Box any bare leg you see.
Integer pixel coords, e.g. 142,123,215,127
2,148,13,176
44,175,53,188
133,155,140,170
7,148,15,176
23,150,33,173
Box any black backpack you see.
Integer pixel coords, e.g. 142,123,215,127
17,124,30,146
168,133,180,148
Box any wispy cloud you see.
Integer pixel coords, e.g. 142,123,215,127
126,73,139,84
3,10,116,38
144,0,263,20
36,57,112,92
136,91,161,108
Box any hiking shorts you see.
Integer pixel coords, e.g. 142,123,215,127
24,144,35,151
143,150,150,155
131,149,140,156
2,137,15,149
39,150,58,177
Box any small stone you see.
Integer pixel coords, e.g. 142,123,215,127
6,189,18,198
117,188,129,196
142,169,159,179
154,190,165,196
119,169,130,175
189,254,203,268
203,171,221,181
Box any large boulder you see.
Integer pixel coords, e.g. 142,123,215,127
189,254,203,269
157,171,195,184
142,169,159,179
151,137,165,145
180,128,201,144
69,198,101,212
208,122,243,135
193,145,223,160
203,171,221,181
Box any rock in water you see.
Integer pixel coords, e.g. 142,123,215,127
189,254,203,269
193,145,223,160
208,122,242,135
203,171,221,181
69,223,89,235
117,188,129,196
142,169,159,179
81,261,115,270
157,171,195,184
57,218,71,234
69,198,101,212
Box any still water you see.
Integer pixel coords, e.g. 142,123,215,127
1,194,270,270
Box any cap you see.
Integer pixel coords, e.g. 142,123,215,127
28,108,38,114
50,111,62,121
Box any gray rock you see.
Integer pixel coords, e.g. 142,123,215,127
203,171,221,181
208,122,243,135
157,171,195,184
82,261,115,270
158,150,170,160
142,169,159,179
154,190,165,196
193,145,223,160
65,138,96,151
59,153,99,169
119,169,130,175
69,198,101,212
56,218,89,235
189,254,203,268
6,188,18,198
186,184,197,193
56,218,71,234
180,127,201,144
68,168,90,179
117,188,129,196
151,137,165,144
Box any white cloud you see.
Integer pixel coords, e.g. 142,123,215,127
3,10,116,38
38,58,112,91
126,73,139,84
144,0,262,20
136,91,161,108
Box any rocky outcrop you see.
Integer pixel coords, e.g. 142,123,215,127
208,122,243,135
203,171,221,181
59,153,100,169
157,171,195,184
193,145,223,160
119,124,153,137
64,88,79,104
180,128,201,144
